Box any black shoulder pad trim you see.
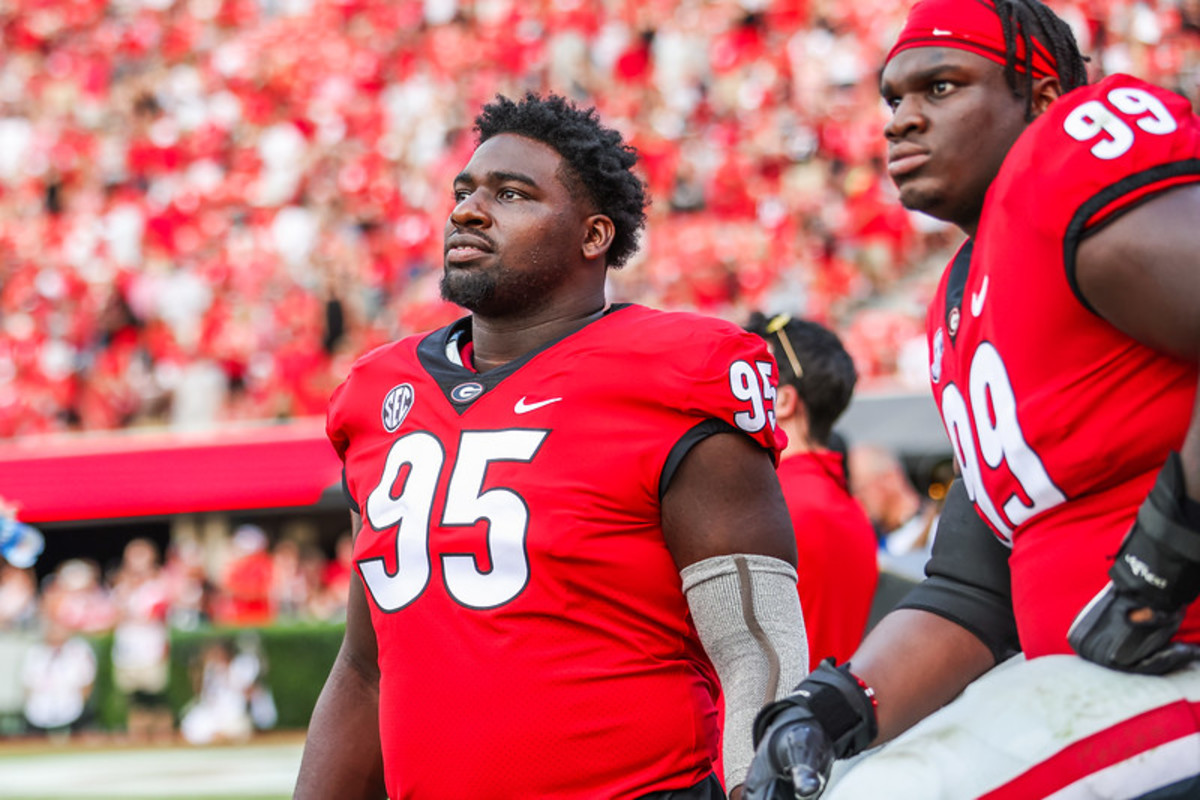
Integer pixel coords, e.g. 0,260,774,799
660,419,742,500
1063,159,1200,316
342,468,360,515
894,479,1020,664
897,577,1021,664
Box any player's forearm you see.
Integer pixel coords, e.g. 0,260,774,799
293,653,386,800
849,608,996,745
682,553,808,795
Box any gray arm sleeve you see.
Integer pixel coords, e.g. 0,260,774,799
681,554,808,795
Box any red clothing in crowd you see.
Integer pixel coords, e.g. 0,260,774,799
217,548,274,626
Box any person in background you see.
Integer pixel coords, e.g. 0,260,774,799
848,442,940,582
21,614,97,739
215,525,274,627
0,563,38,631
269,538,308,620
295,92,807,800
232,631,277,734
746,0,1200,797
747,312,878,669
42,559,114,635
314,533,354,621
162,539,216,631
110,537,174,743
179,639,252,746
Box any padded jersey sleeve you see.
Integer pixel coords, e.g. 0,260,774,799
325,337,402,461
658,315,787,496
688,318,787,458
325,377,353,463
323,338,408,510
326,365,369,514
325,376,358,513
995,74,1200,311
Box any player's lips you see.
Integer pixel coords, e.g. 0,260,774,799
887,145,931,179
445,234,494,264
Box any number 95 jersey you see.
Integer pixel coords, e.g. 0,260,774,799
927,74,1200,659
327,303,784,800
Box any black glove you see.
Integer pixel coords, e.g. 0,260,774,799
1068,452,1200,674
743,712,833,800
743,659,878,800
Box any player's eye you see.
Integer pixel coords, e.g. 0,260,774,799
930,80,954,97
453,188,471,203
497,187,524,201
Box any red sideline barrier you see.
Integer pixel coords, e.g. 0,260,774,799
0,418,342,523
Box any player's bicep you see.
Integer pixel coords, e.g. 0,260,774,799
661,430,796,570
1075,182,1200,361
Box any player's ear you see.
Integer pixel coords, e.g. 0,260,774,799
581,214,615,262
1029,77,1062,119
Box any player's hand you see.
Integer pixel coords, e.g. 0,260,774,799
1068,582,1200,674
743,708,833,799
743,659,877,800
1068,452,1200,675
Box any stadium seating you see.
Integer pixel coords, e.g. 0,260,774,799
4,1,1196,437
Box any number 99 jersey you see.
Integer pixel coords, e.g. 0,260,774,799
926,74,1200,659
326,303,785,800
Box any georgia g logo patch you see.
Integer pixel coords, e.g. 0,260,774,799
382,383,415,433
450,382,484,403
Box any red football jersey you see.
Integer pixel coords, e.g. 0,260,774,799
327,304,785,799
926,75,1200,658
777,451,878,668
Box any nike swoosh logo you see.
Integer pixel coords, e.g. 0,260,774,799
971,276,989,317
514,396,563,414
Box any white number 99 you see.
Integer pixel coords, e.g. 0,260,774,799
1064,100,1134,159
1108,87,1176,135
1063,88,1175,160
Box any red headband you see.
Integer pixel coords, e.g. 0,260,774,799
886,0,1058,80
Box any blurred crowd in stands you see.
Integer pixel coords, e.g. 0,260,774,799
0,525,351,740
0,525,353,636
2,0,1199,437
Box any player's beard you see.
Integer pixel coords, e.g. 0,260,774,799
440,252,564,318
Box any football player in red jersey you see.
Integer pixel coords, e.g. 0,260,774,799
294,93,809,800
745,1,1200,798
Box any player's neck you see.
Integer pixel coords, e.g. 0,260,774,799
958,205,984,239
469,302,608,371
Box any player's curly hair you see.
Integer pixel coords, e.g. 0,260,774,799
995,0,1089,118
474,93,648,269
